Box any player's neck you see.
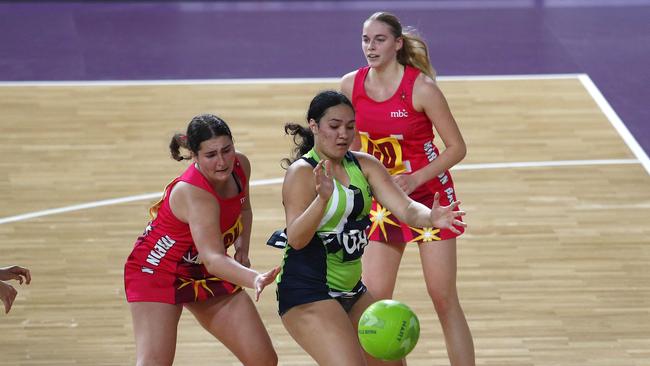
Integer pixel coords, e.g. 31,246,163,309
370,61,403,85
313,146,344,164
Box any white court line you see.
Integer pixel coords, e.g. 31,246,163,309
0,159,639,225
578,74,650,176
0,178,283,225
453,159,638,170
0,73,645,224
0,73,584,87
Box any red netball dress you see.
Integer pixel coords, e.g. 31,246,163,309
352,65,464,243
124,160,246,304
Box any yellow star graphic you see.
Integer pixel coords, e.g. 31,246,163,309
369,202,400,241
178,277,226,301
408,227,441,243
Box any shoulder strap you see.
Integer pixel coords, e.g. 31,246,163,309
231,158,247,193
399,65,421,109
345,151,363,171
300,156,318,168
352,66,370,103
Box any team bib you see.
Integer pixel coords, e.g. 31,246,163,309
359,133,410,175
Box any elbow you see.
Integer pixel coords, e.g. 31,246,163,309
201,253,226,277
286,231,310,250
287,237,309,250
453,142,467,163
459,143,467,161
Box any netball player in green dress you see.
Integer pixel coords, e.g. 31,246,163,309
273,90,466,365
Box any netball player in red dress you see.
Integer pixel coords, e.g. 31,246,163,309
341,12,475,366
124,114,279,365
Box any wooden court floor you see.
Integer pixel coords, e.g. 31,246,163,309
0,77,648,365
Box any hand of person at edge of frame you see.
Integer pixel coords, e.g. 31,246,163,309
393,174,418,195
0,265,31,284
0,281,18,314
429,192,466,234
314,159,334,201
254,266,281,301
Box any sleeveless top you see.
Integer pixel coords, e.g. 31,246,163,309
277,149,372,292
352,65,454,201
127,160,246,280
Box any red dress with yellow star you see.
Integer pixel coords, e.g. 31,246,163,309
124,161,245,304
352,65,464,243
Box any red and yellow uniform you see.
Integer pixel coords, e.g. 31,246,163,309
352,65,464,243
124,160,246,304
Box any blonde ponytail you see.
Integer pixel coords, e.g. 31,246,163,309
400,30,436,80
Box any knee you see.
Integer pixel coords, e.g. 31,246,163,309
364,280,395,300
426,285,460,316
369,289,393,300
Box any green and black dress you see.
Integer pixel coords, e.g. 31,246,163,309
273,149,373,315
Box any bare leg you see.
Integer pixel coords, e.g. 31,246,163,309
419,238,475,366
129,302,183,366
361,241,406,299
185,290,277,366
282,299,365,366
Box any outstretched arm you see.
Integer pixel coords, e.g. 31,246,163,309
357,152,466,231
170,181,278,301
0,265,31,314
0,265,31,284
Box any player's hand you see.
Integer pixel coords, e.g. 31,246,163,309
429,192,466,234
254,266,281,301
0,266,31,284
234,249,250,268
0,282,18,314
314,159,334,202
233,238,251,268
393,174,419,195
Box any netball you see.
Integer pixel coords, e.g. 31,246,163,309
358,300,420,361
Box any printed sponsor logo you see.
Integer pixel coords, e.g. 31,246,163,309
390,109,409,118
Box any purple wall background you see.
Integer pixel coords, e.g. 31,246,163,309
1,1,648,155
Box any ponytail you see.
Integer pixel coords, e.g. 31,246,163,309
399,30,436,79
282,90,353,168
169,133,190,161
168,114,233,161
281,123,314,168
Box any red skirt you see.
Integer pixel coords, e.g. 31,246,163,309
367,179,464,244
124,262,240,304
